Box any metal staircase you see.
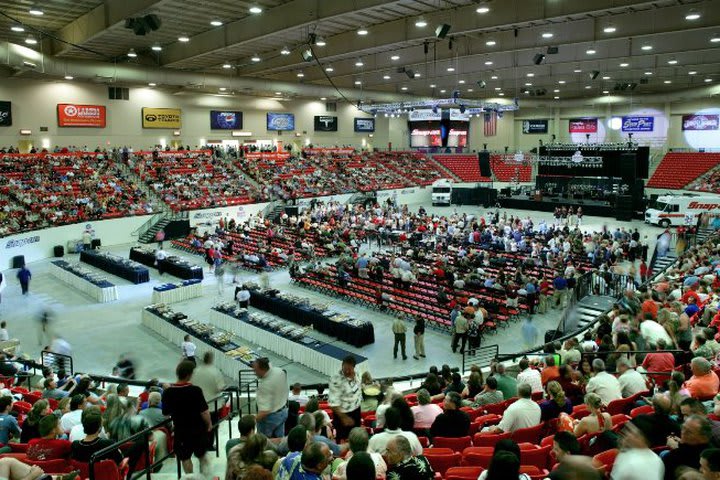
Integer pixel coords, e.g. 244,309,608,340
113,156,171,214
133,211,189,244
264,201,286,224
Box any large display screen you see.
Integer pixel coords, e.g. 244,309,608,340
314,115,338,132
210,110,243,130
354,118,375,132
409,110,468,148
267,112,295,131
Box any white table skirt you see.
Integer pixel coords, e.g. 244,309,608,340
142,309,252,379
49,262,119,303
151,283,203,304
208,310,367,377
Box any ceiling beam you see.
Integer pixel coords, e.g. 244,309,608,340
47,0,166,56
159,0,394,67
237,0,688,76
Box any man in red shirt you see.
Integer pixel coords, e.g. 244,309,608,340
538,277,551,314
641,292,659,320
27,414,72,461
641,339,676,386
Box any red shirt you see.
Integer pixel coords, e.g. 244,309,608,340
27,438,72,461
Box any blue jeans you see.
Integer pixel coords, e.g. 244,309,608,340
257,407,288,438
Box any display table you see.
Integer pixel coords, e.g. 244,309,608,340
130,247,204,280
142,307,259,378
210,306,368,377
49,260,119,303
248,289,375,347
151,280,203,304
80,250,149,284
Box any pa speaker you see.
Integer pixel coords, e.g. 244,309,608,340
405,69,415,79
478,151,491,178
435,24,451,39
301,49,313,62
619,153,637,181
533,53,546,65
144,14,162,31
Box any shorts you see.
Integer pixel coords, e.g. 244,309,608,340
174,433,208,460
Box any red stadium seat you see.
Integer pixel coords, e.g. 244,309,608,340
445,466,484,480
510,424,544,445
630,405,654,418
424,451,461,476
433,436,472,452
473,432,511,447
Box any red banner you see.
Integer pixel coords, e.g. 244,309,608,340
245,152,291,161
302,148,355,155
568,118,598,133
57,104,106,128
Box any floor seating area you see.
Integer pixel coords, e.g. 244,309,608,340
0,152,157,235
433,155,492,182
490,154,532,182
646,152,720,189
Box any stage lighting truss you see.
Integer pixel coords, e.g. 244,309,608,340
545,141,639,151
538,154,604,168
357,96,519,116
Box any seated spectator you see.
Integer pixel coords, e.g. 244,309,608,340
611,416,664,480
27,415,72,461
663,414,714,480
429,392,470,439
585,358,622,405
311,411,341,456
226,433,278,480
461,371,484,399
685,357,720,399
138,391,167,427
484,383,541,434
276,441,332,480
411,389,443,430
272,425,309,477
384,436,433,480
540,381,572,421
556,364,585,406
551,431,581,466
679,398,720,444
60,394,85,434
332,427,386,480
700,449,720,480
640,395,680,447
517,358,543,393
20,399,49,443
541,355,560,386
42,378,70,400
471,376,504,407
344,451,376,480
492,363,518,400
226,414,258,455
481,450,528,480
573,393,612,437
288,383,309,407
617,358,648,398
70,407,122,464
641,340,675,386
0,396,19,445
368,407,423,456
694,334,716,361
443,373,465,396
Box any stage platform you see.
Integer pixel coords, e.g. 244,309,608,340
498,194,617,217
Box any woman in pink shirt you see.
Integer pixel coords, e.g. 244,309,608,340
410,389,443,430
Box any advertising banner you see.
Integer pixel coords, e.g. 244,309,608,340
682,114,719,131
568,118,598,133
448,109,470,121
57,104,106,128
244,152,291,161
354,118,375,132
522,119,548,134
0,101,11,127
621,116,654,132
314,115,338,132
303,148,355,155
210,110,243,130
267,113,295,131
142,108,181,129
409,109,441,122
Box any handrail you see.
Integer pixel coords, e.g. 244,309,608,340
41,351,73,375
88,389,235,480
131,212,164,237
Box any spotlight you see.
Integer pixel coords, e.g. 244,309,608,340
325,65,334,72
315,37,326,46
533,53,546,65
151,43,162,51
296,71,305,77
301,49,313,62
435,24,451,39
589,70,600,80
64,75,73,80
25,35,37,45
415,17,427,27
486,39,497,46
210,20,223,26
251,54,261,62
28,6,43,15
249,5,263,14
712,34,720,43
128,48,138,58
641,44,653,51
10,24,24,32
685,9,701,20
178,35,190,42
603,25,617,33
357,27,368,36
586,48,597,55
280,46,291,55
222,63,232,69
356,59,364,67
541,32,553,38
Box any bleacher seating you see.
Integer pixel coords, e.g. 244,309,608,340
687,163,720,193
434,155,492,182
647,152,720,189
490,154,532,182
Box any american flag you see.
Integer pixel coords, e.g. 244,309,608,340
484,111,497,137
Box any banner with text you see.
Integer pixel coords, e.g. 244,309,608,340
0,101,11,127
568,118,598,133
314,115,338,132
267,113,295,131
142,107,182,129
303,148,355,156
57,104,106,128
621,116,654,132
210,110,243,130
354,118,375,132
244,152,291,161
522,119,548,134
682,114,719,131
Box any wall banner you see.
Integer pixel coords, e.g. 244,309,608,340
142,107,182,129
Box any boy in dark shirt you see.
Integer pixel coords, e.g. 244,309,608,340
71,407,122,464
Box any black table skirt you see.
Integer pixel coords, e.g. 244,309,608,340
129,248,204,280
248,290,374,347
80,251,149,284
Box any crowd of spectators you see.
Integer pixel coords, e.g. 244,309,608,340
688,165,720,194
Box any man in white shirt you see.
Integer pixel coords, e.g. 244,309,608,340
640,318,673,346
617,358,648,398
0,321,9,341
192,352,226,416
252,357,288,438
181,335,197,363
410,389,443,430
611,415,664,480
235,287,251,308
368,407,423,455
516,358,543,393
288,383,309,407
585,358,623,405
60,394,85,433
155,248,168,275
484,383,540,434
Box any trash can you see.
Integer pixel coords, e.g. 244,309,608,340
91,238,101,249
54,245,64,257
11,255,25,269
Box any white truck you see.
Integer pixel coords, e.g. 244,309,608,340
431,178,453,206
645,193,720,227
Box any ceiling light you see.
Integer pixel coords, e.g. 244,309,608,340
325,65,334,72
414,72,421,77
484,61,493,65
64,75,73,80
459,80,465,84
10,25,24,33
641,44,653,51
526,73,535,77
383,74,391,80
706,78,713,82
498,92,504,96
430,84,436,88
251,54,261,62
315,37,326,46
494,87,501,91
553,89,560,93
415,17,427,28
558,80,566,84
603,25,617,33
151,44,162,51
128,49,138,58
210,20,223,26
357,27,368,36
28,6,43,15
585,85,592,89
491,75,498,80
390,55,400,60
354,80,362,85
689,71,698,75
644,71,653,75
249,6,263,14
554,96,560,99
664,80,672,84
219,87,227,91
485,40,496,46
541,32,553,39
711,34,720,43
602,90,609,94
297,71,304,77
178,35,190,43
24,35,37,45
574,69,582,73
586,48,597,55
685,9,701,20
619,62,629,67
440,89,446,93
320,97,327,101
476,5,490,14
355,59,364,67
525,82,533,86
667,59,678,65
401,86,408,91
148,82,157,87
274,91,282,95
223,63,232,69
602,76,610,80
447,66,455,72
280,46,291,55
467,88,474,92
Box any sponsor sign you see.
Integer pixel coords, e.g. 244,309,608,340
354,118,375,132
449,109,470,121
682,114,719,131
314,115,338,132
0,101,11,127
57,103,106,128
267,113,295,131
688,201,720,210
303,148,355,155
142,108,182,129
210,110,243,130
522,119,548,134
568,118,598,133
5,235,40,249
244,152,292,161
408,109,469,122
621,116,654,132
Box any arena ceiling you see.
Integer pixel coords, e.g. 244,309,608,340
1,0,719,101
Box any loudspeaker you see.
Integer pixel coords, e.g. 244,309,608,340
589,70,600,80
301,49,313,62
54,246,64,258
435,24,451,39
12,255,25,269
635,146,650,179
478,151,491,177
144,14,161,31
405,69,415,79
533,53,545,65
619,153,637,181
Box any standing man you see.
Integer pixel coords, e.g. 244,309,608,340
329,355,362,442
155,229,165,249
451,308,470,354
192,352,226,446
252,357,288,438
552,273,567,309
162,360,212,477
181,334,197,364
82,230,92,251
17,265,31,296
392,317,407,360
155,247,167,276
413,317,425,360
